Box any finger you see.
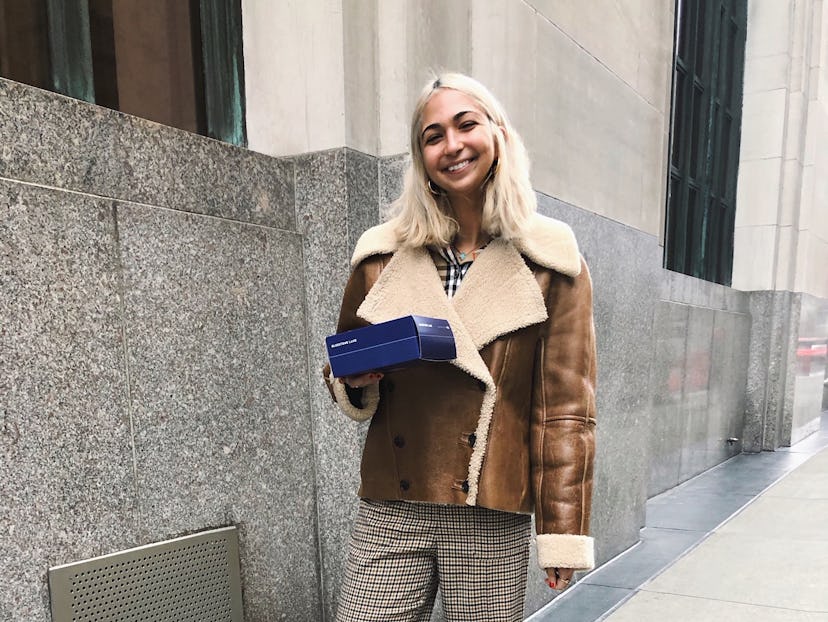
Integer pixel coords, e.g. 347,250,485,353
555,569,574,590
546,568,574,591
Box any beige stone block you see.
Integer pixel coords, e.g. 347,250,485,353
404,0,472,106
528,0,673,110
784,91,807,158
773,225,797,290
790,0,808,62
735,157,782,227
812,0,827,69
377,0,474,156
793,229,810,292
377,1,409,156
739,89,788,160
743,53,791,94
243,0,345,156
641,129,669,239
470,0,537,144
532,17,666,234
818,1,828,96
633,0,675,113
802,99,826,166
344,0,379,154
732,225,777,291
807,107,828,213
779,158,803,226
811,169,828,240
799,164,815,232
746,0,793,59
795,233,828,299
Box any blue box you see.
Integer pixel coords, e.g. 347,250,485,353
325,315,456,378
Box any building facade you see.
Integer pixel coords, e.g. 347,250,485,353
1,1,826,620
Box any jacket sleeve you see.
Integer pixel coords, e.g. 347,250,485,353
531,256,597,570
322,258,382,422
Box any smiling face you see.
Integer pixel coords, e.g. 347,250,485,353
419,88,498,206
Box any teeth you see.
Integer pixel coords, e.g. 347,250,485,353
448,160,470,172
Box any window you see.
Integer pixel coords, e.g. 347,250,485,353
0,0,246,146
665,0,747,285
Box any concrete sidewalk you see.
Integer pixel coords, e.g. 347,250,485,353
529,412,828,622
603,443,828,621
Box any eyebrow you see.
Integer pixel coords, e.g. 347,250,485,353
421,110,477,139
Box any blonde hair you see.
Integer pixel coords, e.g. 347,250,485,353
388,73,536,247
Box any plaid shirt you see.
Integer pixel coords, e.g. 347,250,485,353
430,245,487,298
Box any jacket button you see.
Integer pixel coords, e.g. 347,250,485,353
468,433,476,448
461,480,469,493
400,479,410,491
477,380,486,391
393,436,405,448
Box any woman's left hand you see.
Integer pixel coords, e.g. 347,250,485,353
545,567,575,591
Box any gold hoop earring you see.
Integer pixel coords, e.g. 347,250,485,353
482,159,499,186
428,179,444,195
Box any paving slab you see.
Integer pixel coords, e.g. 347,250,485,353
603,591,828,622
643,531,828,611
763,449,828,499
717,496,828,539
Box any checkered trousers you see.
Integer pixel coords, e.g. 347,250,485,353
336,499,532,622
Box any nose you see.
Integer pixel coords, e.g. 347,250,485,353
444,129,463,154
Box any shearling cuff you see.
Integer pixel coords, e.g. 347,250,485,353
536,534,595,571
326,370,380,422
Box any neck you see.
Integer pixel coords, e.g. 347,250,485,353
448,193,488,252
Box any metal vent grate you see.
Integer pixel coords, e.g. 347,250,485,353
48,526,242,622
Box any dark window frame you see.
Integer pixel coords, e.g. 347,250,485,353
0,0,246,146
665,0,747,285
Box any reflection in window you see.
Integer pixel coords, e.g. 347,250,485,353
665,0,746,285
0,0,245,146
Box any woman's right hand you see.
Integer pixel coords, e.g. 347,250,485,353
340,372,384,388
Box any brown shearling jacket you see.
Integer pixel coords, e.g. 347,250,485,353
324,214,597,570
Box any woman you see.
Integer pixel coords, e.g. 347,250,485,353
324,73,597,622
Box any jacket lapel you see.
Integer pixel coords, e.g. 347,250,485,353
355,240,548,379
452,238,548,349
356,246,494,386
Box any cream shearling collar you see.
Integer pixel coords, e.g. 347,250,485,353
351,213,582,277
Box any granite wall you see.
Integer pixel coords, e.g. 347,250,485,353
2,77,823,622
744,291,828,452
0,78,323,622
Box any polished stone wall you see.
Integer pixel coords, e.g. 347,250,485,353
648,273,751,496
791,293,828,442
